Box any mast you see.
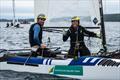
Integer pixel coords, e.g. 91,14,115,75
12,0,15,27
99,0,107,52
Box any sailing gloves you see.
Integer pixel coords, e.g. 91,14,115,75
63,29,71,36
31,45,39,52
31,44,46,52
96,33,101,38
63,29,66,35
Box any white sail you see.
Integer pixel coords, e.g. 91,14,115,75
12,0,15,27
34,0,49,22
88,0,101,26
34,0,101,27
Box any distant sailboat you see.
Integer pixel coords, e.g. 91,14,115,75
12,0,15,27
12,0,20,28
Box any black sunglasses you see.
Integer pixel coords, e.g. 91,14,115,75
71,20,79,22
41,18,46,21
38,18,46,21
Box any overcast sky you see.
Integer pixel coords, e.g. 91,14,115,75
0,0,120,19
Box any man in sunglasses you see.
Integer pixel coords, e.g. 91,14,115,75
63,16,100,58
29,14,48,57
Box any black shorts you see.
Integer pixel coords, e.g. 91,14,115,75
69,47,91,57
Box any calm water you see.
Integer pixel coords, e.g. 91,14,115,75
0,22,120,80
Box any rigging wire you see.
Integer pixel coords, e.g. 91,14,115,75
116,0,120,50
46,0,51,48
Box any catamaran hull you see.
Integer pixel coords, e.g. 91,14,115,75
0,62,120,80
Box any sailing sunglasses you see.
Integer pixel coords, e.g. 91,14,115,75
38,18,46,21
71,20,79,22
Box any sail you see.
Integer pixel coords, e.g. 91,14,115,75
34,0,101,27
88,0,101,26
12,0,15,27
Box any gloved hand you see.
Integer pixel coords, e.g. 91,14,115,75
31,45,39,52
96,33,101,38
62,29,66,35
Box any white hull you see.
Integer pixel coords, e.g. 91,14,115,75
0,62,120,80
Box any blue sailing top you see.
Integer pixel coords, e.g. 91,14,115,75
29,23,42,47
33,24,41,46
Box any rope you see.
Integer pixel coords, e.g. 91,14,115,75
24,53,32,65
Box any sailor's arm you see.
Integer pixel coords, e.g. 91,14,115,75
32,25,46,51
63,28,71,41
33,24,41,46
83,27,100,38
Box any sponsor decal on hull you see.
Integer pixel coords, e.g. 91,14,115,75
49,65,83,76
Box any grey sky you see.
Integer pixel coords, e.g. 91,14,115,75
0,0,34,19
0,0,119,19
